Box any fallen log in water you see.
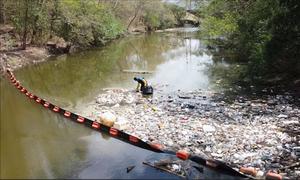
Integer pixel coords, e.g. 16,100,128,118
122,69,154,74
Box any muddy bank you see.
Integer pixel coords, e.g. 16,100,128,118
0,47,50,74
0,25,49,73
78,86,300,179
0,31,142,74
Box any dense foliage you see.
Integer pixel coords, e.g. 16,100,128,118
143,2,176,31
199,0,300,79
167,3,186,27
0,0,184,49
1,0,124,48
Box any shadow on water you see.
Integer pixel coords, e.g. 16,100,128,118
205,59,300,106
200,38,300,106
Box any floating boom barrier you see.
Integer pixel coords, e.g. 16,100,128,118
5,69,284,180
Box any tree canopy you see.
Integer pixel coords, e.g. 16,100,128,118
0,0,185,50
198,0,300,79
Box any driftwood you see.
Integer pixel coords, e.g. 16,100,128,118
122,69,154,74
279,162,300,170
126,165,135,173
142,161,186,179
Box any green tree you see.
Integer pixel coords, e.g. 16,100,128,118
199,0,300,79
11,0,51,48
55,0,124,47
264,0,300,75
167,3,186,26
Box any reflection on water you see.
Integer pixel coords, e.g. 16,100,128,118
15,32,214,103
151,38,213,93
1,28,236,178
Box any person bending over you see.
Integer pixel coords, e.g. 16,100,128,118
133,77,153,95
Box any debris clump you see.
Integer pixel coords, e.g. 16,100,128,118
80,87,300,178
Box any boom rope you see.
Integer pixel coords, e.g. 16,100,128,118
5,70,283,179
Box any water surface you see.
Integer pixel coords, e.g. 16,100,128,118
1,29,238,179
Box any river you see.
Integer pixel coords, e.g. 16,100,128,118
1,28,296,178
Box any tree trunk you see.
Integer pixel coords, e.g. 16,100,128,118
127,3,141,31
49,0,59,39
22,0,29,50
127,12,138,31
113,0,119,9
0,0,5,24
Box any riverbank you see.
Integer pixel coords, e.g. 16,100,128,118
0,25,199,74
78,87,300,179
0,24,50,73
0,46,50,74
0,30,130,74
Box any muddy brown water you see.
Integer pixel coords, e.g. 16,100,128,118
1,28,241,179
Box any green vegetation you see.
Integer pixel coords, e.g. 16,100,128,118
55,1,124,47
0,0,186,50
167,3,186,27
143,2,176,31
199,0,300,80
2,0,124,49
